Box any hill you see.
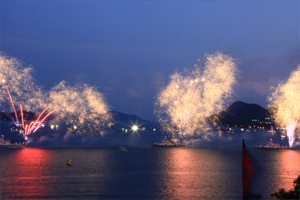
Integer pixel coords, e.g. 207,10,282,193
110,111,148,123
211,101,269,127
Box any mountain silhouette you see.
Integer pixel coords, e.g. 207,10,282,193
211,101,269,127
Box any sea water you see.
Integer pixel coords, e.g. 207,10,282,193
0,145,299,199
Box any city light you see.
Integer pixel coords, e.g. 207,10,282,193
132,125,138,131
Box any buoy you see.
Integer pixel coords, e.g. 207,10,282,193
67,159,72,165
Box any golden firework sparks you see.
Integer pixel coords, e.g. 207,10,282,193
0,53,46,113
49,81,113,137
268,66,300,147
155,52,237,142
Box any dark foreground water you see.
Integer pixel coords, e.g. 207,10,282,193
0,146,299,200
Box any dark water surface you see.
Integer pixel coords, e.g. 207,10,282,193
0,146,299,199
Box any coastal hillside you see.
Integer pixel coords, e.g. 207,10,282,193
1,101,272,128
211,101,269,127
110,111,147,123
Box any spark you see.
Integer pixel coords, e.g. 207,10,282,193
268,66,300,148
155,52,237,143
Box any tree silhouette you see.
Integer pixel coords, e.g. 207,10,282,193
271,175,300,199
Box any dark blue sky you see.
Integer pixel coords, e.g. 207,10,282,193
1,1,299,120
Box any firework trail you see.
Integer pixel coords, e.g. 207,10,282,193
49,81,113,137
155,52,237,143
20,105,54,137
268,66,300,148
1,80,54,140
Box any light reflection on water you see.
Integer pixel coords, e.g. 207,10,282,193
154,148,241,199
0,148,54,198
252,148,300,197
0,147,299,199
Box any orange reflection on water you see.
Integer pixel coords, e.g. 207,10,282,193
2,148,55,199
276,150,300,191
157,148,242,199
158,148,226,199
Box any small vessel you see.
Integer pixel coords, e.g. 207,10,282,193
151,140,185,147
0,135,27,148
10,127,20,133
256,139,292,150
217,126,230,132
281,134,286,140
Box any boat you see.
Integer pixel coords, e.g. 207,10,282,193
217,126,230,132
255,139,292,150
151,140,185,147
0,135,27,148
10,127,20,133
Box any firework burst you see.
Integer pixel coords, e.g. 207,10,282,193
155,52,237,142
268,66,300,148
1,53,113,139
0,53,47,112
49,81,113,137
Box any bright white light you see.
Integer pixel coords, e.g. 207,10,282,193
73,125,77,130
132,125,138,131
2,79,5,83
50,125,54,129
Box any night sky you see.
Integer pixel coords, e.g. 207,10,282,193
1,1,299,121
